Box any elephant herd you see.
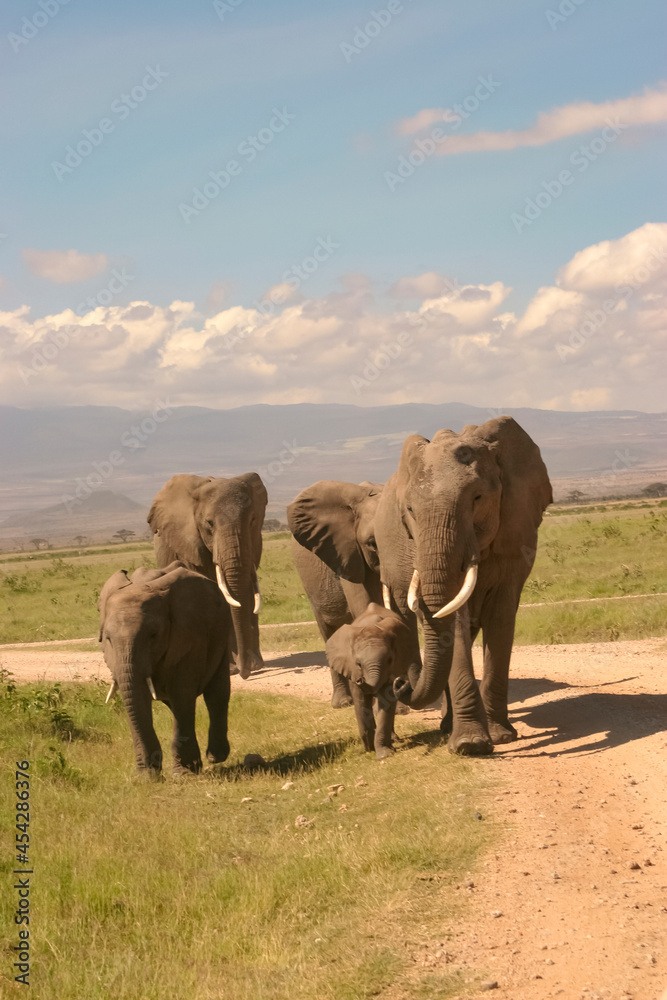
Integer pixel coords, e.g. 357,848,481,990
99,416,552,774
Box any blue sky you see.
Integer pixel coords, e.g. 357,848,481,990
1,0,665,411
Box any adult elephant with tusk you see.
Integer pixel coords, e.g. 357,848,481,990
147,472,267,679
375,416,552,754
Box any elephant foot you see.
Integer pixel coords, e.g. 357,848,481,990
174,758,203,775
375,746,394,760
331,692,354,709
206,741,230,764
448,722,494,757
487,719,518,744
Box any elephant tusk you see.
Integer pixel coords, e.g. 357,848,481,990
146,677,157,700
105,680,118,703
432,562,478,619
253,588,262,615
215,565,242,608
382,583,392,610
407,569,420,612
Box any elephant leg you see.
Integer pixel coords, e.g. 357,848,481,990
374,684,397,759
330,668,353,709
480,594,519,744
350,683,375,752
203,665,231,764
447,607,493,756
317,612,353,709
440,626,479,735
170,695,202,774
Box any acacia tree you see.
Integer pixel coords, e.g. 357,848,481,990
113,529,136,543
30,537,49,550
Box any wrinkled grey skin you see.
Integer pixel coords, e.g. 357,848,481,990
326,603,418,759
99,562,232,775
287,482,389,708
148,473,267,680
374,416,552,755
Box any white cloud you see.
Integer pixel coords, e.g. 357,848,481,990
398,84,667,155
22,248,108,284
397,108,458,135
516,287,584,337
1,224,663,412
557,222,667,292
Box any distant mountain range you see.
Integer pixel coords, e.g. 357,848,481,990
0,403,665,546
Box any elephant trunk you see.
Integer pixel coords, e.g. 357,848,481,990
362,664,384,693
214,530,263,679
115,644,162,773
395,515,476,709
394,616,456,708
416,513,477,615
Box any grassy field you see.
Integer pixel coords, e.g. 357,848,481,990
0,676,494,1000
1,506,666,648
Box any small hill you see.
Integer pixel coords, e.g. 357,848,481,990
0,490,149,548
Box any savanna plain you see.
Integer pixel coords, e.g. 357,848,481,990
1,500,666,999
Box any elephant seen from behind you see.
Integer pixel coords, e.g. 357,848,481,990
148,472,267,679
99,562,232,775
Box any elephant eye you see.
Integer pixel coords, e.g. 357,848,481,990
406,505,414,515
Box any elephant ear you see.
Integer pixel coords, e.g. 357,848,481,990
325,624,360,684
147,474,212,570
287,481,375,583
394,435,430,506
477,417,553,558
238,471,268,509
98,569,132,640
235,472,268,567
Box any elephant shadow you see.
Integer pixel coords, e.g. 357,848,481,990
507,680,667,757
259,650,328,671
212,737,355,780
507,676,571,703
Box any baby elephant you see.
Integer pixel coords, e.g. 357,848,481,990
325,603,417,759
99,562,232,775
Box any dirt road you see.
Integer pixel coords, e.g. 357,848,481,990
2,637,666,999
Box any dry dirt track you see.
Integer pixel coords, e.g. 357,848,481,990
3,638,667,1000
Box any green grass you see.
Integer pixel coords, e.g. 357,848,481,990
513,504,667,644
0,675,493,1000
1,506,666,648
